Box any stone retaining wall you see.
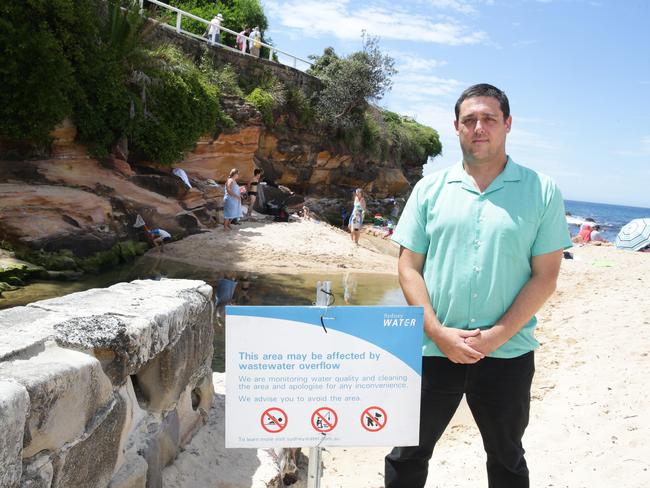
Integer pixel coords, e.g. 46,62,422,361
0,279,214,488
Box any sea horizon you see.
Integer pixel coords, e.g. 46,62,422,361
565,198,650,212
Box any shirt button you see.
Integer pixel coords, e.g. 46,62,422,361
470,318,476,323
474,240,481,247
472,293,478,298
474,266,481,272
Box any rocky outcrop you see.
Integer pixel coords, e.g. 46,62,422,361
0,279,214,488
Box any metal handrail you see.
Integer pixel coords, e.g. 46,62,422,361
140,0,312,70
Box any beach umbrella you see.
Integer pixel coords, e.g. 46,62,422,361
615,218,650,251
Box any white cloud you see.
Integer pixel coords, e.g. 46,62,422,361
427,0,495,14
265,0,489,46
392,52,448,72
391,74,464,100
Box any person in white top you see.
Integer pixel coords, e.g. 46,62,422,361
249,26,261,57
206,13,222,46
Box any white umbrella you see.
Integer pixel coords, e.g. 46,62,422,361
615,218,650,251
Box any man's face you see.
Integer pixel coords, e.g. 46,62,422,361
454,96,512,166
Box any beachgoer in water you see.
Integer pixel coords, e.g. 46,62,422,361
349,188,367,245
247,168,262,217
385,83,571,487
223,168,242,231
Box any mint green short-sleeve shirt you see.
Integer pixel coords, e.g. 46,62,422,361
392,157,572,358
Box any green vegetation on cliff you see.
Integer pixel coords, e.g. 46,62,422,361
308,38,441,163
0,0,230,163
0,0,439,166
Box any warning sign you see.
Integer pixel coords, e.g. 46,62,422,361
361,406,387,432
311,407,338,433
260,407,288,433
226,305,423,448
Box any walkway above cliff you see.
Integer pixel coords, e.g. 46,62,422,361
143,0,322,93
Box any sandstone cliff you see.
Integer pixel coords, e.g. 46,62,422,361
0,94,422,272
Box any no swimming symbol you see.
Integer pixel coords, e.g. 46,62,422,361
261,407,288,433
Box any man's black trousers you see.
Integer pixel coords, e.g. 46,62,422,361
385,351,535,488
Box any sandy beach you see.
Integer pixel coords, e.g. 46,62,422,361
160,219,650,487
156,216,399,274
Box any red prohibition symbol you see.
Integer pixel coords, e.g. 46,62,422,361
260,407,288,433
311,407,338,433
361,406,387,432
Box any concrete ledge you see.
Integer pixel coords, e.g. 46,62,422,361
0,279,214,488
0,380,29,488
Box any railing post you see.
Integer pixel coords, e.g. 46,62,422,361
293,57,297,69
269,48,274,61
176,11,182,33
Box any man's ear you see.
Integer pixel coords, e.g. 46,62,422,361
453,119,460,135
505,116,512,133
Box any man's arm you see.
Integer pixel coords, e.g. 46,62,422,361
465,249,563,354
398,247,484,364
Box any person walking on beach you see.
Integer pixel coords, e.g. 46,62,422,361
385,83,572,488
223,168,242,231
247,168,262,217
349,188,367,245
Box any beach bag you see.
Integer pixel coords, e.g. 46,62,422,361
254,37,261,49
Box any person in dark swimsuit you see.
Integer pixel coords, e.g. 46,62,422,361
247,168,262,217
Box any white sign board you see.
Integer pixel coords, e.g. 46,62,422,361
225,306,423,448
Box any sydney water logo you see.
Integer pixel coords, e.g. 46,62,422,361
383,313,416,327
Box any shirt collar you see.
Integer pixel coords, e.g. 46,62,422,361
447,156,521,194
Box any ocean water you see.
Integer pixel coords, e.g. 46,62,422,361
564,200,650,242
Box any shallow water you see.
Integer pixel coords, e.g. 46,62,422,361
0,255,404,371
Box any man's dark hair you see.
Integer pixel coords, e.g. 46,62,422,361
455,83,510,121
254,168,262,176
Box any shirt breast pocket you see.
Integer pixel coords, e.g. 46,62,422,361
497,211,538,256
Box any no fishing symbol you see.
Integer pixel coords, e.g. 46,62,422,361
260,407,288,433
361,406,387,432
311,407,338,433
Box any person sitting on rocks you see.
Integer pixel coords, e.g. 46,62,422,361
147,228,171,252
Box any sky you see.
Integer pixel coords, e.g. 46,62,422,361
262,0,650,209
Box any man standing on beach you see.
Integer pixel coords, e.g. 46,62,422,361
385,83,572,487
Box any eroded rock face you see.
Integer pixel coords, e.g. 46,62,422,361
0,279,215,488
0,158,202,257
181,127,262,183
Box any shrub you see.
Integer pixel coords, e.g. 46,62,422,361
200,56,244,97
0,1,82,145
128,46,222,164
284,87,314,125
308,34,396,132
246,87,275,126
